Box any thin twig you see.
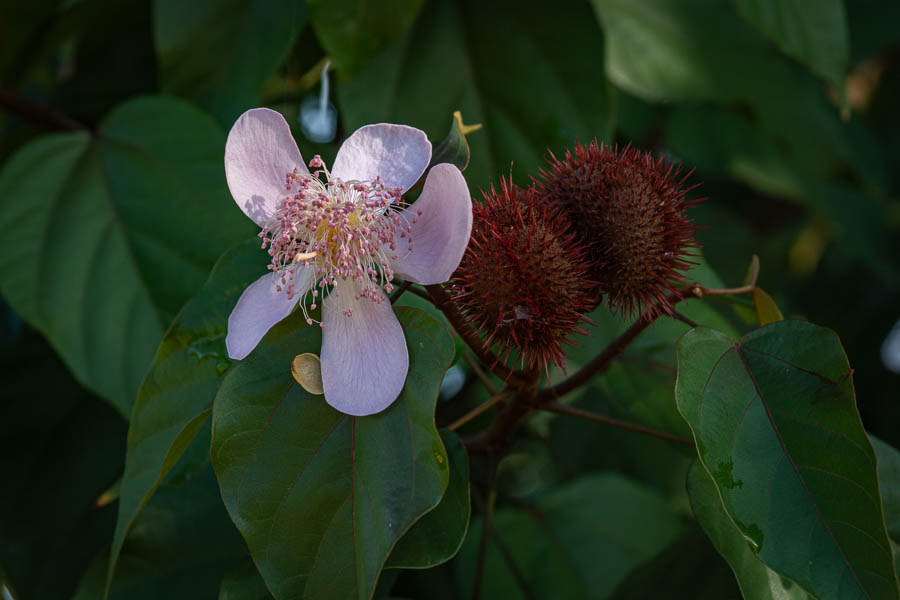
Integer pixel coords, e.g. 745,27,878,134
0,87,86,131
540,401,695,446
448,390,512,431
669,309,699,328
692,283,756,297
488,522,538,600
425,284,519,382
389,280,412,304
463,352,498,395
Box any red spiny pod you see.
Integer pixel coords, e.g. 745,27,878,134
536,140,700,319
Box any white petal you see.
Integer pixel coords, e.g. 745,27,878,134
224,108,308,227
320,279,408,416
391,164,472,284
225,268,314,360
331,124,431,192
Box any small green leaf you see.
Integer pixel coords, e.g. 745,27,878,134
154,0,308,126
0,96,255,416
386,429,471,569
106,240,265,592
752,287,784,326
428,111,480,173
211,306,455,600
676,322,900,599
731,0,849,90
688,461,812,600
456,473,683,599
308,0,424,77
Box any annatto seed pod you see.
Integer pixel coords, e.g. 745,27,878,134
450,175,594,374
536,140,700,319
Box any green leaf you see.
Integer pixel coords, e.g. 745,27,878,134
338,0,613,191
455,473,683,599
0,332,127,600
428,111,479,173
731,0,849,89
386,429,470,568
308,0,424,77
211,306,455,600
688,461,812,600
752,288,784,327
0,96,255,416
154,0,308,126
675,321,900,599
591,0,783,103
106,240,266,591
74,466,249,600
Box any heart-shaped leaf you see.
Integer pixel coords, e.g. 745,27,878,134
0,96,255,416
211,306,454,600
676,321,900,599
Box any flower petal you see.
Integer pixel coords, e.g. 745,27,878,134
225,268,313,360
331,124,431,192
390,163,473,284
320,279,408,416
225,108,308,227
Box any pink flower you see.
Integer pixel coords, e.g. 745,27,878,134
224,108,472,416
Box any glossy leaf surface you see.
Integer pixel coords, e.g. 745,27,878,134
212,306,454,600
676,321,899,599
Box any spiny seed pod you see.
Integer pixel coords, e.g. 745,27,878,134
450,175,594,374
536,140,700,319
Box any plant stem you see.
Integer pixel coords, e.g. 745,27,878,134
692,283,756,297
448,390,512,431
463,352,498,395
0,87,86,131
388,280,412,304
539,401,695,446
425,284,519,382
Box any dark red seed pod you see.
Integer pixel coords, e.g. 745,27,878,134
450,175,594,374
535,140,700,319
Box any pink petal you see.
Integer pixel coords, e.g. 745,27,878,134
224,108,308,228
226,268,313,360
331,124,431,193
390,163,473,285
320,279,408,416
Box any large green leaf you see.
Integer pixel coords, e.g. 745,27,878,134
211,306,455,600
0,331,127,600
688,461,811,600
731,0,848,89
308,0,423,77
0,96,255,416
154,0,307,126
675,321,900,599
75,465,249,600
455,473,683,599
386,429,470,569
106,241,266,593
338,0,612,191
